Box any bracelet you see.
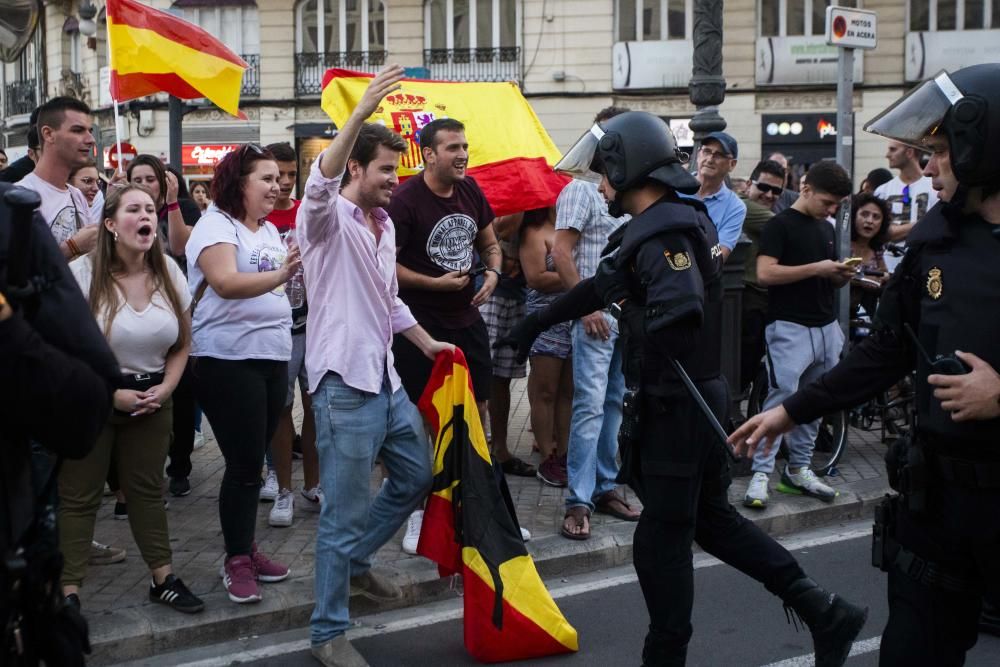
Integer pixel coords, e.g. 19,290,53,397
166,201,180,212
65,237,81,257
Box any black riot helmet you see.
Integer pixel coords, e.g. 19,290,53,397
556,111,699,196
864,64,1000,187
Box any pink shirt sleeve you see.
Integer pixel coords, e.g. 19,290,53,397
298,156,344,245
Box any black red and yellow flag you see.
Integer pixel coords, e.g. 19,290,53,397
416,348,579,663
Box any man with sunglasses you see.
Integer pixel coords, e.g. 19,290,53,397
874,140,938,272
681,131,746,262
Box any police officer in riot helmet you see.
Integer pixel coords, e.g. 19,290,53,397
498,111,867,666
732,63,1000,664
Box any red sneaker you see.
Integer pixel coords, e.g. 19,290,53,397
222,555,261,603
537,454,568,487
251,543,290,583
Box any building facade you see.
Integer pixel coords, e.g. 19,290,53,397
3,0,997,189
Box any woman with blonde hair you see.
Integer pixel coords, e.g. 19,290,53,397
60,185,204,614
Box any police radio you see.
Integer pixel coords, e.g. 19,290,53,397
903,324,971,376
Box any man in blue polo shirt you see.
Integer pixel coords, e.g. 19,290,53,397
683,131,747,261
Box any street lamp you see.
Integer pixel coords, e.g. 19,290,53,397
78,2,98,37
688,0,727,157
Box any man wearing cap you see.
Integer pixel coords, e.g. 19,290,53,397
682,131,747,261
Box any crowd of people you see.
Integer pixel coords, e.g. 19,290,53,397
0,64,964,666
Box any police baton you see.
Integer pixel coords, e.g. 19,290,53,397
667,357,740,462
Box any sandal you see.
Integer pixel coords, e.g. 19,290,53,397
594,490,641,521
500,456,537,477
561,506,591,541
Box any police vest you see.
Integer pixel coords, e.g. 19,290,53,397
906,204,1000,450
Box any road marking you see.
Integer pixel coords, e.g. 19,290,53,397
170,522,872,666
759,636,881,666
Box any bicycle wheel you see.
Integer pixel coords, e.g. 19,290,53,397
746,364,849,477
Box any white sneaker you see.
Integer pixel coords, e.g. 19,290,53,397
269,489,294,527
300,486,324,513
520,527,531,542
259,470,278,502
193,430,205,450
744,472,770,508
402,509,423,555
779,466,837,502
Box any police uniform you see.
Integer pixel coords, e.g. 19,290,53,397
783,202,1000,664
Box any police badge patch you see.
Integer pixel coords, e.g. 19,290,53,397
926,267,943,300
664,250,691,271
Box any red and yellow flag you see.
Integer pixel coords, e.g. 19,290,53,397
321,69,571,217
417,348,578,663
106,0,248,118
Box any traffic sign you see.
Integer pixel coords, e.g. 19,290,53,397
106,141,138,169
826,6,877,50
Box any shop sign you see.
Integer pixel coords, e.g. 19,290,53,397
905,30,1000,82
756,36,864,86
613,40,693,90
183,144,239,167
762,114,839,144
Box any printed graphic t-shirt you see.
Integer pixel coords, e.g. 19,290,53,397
184,206,292,361
16,172,95,244
758,208,838,327
388,174,494,328
874,176,939,272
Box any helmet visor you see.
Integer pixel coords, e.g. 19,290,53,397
863,71,965,150
554,124,605,183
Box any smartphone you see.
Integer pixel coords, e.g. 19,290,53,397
465,265,487,277
842,257,864,267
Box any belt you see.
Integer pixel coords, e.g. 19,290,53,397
894,547,977,594
932,454,1000,489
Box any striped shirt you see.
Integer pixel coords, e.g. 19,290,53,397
554,180,628,280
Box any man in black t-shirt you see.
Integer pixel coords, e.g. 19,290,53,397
388,118,505,554
745,162,855,509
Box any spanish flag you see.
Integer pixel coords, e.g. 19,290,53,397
417,348,578,663
321,69,571,216
106,0,248,118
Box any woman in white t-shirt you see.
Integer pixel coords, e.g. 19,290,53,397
184,144,301,604
60,186,204,614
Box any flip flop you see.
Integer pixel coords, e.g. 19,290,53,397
594,490,641,521
560,506,591,541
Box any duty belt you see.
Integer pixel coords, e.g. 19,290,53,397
932,454,1000,489
893,547,977,594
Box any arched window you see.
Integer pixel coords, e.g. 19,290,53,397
423,0,520,82
295,0,387,93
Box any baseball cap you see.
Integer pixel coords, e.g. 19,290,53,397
703,131,738,159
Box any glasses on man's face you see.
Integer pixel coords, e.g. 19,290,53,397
699,146,731,161
751,181,783,196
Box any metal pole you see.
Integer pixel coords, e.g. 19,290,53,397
688,0,727,167
835,47,855,342
168,96,183,172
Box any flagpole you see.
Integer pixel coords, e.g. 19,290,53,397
104,9,124,175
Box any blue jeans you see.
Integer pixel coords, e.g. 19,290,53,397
309,372,432,645
565,313,626,512
755,320,844,474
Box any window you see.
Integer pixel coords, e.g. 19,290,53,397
179,5,260,55
908,0,1000,29
616,0,691,41
758,0,857,37
296,0,386,53
425,0,517,49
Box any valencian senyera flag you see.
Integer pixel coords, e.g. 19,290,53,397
106,0,248,118
416,348,578,663
321,69,571,217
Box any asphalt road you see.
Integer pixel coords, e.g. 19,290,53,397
133,521,1000,667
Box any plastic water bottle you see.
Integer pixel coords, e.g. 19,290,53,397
283,232,305,309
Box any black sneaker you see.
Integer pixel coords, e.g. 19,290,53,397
149,574,205,614
113,501,128,520
169,476,191,497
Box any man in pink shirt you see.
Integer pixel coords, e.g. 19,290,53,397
296,65,453,667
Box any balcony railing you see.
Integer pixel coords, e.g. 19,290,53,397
4,80,37,117
241,53,260,97
294,51,387,96
423,47,522,84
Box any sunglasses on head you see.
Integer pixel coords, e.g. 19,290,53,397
240,143,265,159
751,180,783,196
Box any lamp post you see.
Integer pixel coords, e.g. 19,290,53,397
688,0,727,156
